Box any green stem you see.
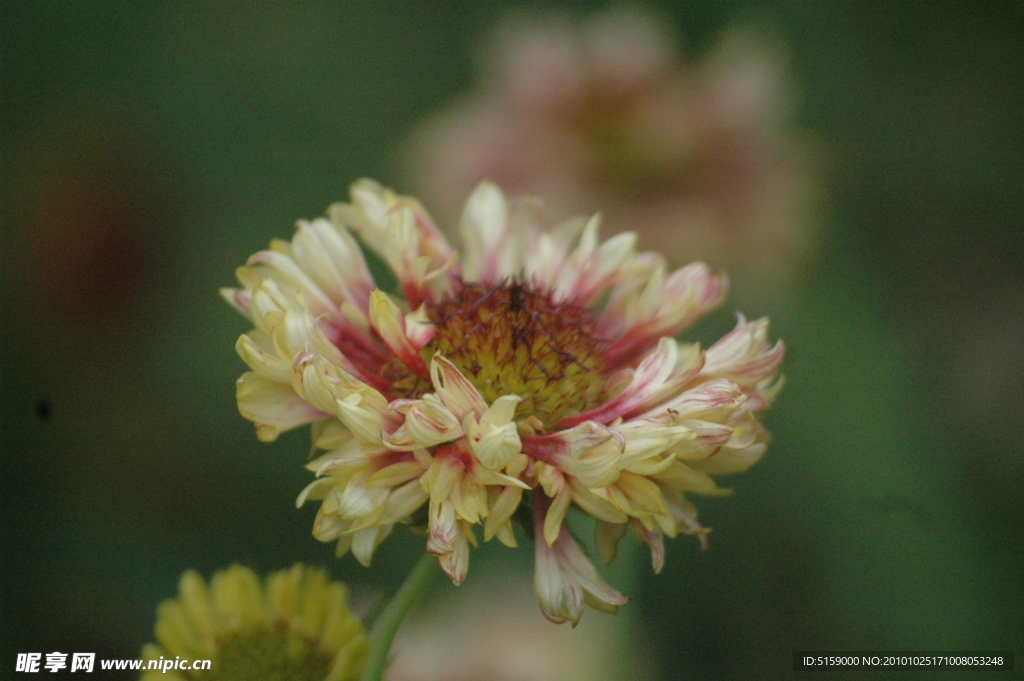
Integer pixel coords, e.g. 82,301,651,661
360,553,439,681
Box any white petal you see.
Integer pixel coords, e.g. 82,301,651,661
459,181,509,283
236,372,327,442
430,354,487,420
369,290,429,378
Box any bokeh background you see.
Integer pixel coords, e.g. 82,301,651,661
2,1,1022,679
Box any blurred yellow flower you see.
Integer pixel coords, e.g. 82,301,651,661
140,564,367,681
223,180,783,624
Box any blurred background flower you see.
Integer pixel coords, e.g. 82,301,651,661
404,8,817,292
2,2,1022,679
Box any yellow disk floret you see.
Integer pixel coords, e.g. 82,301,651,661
383,280,607,428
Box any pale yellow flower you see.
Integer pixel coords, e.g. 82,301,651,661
140,564,367,681
223,179,783,624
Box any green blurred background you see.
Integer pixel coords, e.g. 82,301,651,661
2,1,1021,679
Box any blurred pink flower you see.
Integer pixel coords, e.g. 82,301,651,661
405,8,817,286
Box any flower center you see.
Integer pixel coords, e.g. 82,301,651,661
384,280,607,429
197,624,335,681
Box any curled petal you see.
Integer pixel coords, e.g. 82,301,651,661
601,262,727,369
480,393,521,428
236,372,330,442
312,511,346,543
336,469,389,521
426,500,459,555
379,207,455,309
430,354,488,420
553,215,637,304
423,449,464,507
291,217,374,313
292,353,354,416
563,338,704,427
469,418,522,471
245,248,338,319
378,479,430,525
426,501,472,585
335,395,386,447
534,535,579,626
604,471,669,517
466,394,523,470
533,498,628,626
523,421,623,488
350,525,393,567
291,353,397,445
448,468,489,524
438,528,471,586
658,263,730,330
235,333,291,384
369,290,430,380
613,419,694,470
569,478,628,524
689,442,767,475
385,394,463,450
640,377,749,425
220,286,250,317
331,179,457,306
701,314,785,405
484,485,524,543
296,478,334,509
279,301,347,366
403,305,436,348
521,215,588,290
543,489,572,547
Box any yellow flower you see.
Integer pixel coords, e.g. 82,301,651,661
223,180,784,624
140,564,367,681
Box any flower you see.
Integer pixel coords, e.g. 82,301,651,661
223,179,783,624
140,564,367,681
404,8,816,286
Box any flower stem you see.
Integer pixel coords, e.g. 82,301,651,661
360,553,439,681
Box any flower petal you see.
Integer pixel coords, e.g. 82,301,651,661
369,290,430,380
533,499,628,625
236,372,330,442
430,354,488,420
600,262,727,369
